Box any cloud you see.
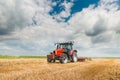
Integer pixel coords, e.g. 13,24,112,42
67,0,120,56
0,0,52,35
0,0,26,35
50,0,73,22
0,0,120,57
0,0,73,56
69,0,120,44
85,17,106,36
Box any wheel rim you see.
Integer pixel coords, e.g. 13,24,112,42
73,54,77,62
63,57,68,63
62,55,68,63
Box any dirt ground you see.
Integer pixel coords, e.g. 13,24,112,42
0,58,120,80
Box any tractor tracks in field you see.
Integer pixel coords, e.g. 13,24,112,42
48,59,114,74
29,59,116,80
78,59,116,80
44,59,116,79
0,59,118,80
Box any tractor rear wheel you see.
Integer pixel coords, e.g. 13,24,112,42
60,54,68,64
72,53,77,62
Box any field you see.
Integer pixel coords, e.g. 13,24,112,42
0,58,120,80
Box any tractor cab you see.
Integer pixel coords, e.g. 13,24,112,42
55,42,73,56
56,43,73,49
47,41,78,64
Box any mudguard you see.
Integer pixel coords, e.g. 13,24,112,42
70,50,77,56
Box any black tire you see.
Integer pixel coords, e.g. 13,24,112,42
47,58,52,62
72,53,77,62
51,59,56,63
47,58,55,63
60,54,68,64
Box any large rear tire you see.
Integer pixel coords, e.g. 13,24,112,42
72,53,77,62
60,54,68,64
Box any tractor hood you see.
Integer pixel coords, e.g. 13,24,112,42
55,49,64,56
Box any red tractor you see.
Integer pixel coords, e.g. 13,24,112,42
47,41,78,64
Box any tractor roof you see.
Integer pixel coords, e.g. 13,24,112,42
55,41,74,45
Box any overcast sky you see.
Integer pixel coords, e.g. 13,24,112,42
0,0,120,57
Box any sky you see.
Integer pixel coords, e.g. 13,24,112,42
0,0,120,57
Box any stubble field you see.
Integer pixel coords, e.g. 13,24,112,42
0,58,120,80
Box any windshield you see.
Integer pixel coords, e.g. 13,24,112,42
57,44,66,49
57,44,72,50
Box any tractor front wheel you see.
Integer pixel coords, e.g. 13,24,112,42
47,58,52,62
60,54,68,64
47,58,55,63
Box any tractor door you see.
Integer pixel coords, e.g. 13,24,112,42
66,44,72,55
